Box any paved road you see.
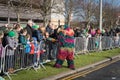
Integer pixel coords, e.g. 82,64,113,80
74,60,120,80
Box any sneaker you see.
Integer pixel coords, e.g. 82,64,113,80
45,60,51,62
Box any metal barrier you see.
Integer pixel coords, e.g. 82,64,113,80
1,42,47,80
74,36,120,55
0,45,5,79
74,37,84,54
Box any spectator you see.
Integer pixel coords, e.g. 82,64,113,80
19,29,27,47
32,37,39,67
29,38,35,66
32,25,44,42
25,20,34,38
46,24,57,60
6,30,18,73
13,23,22,39
25,34,31,67
48,25,59,60
44,32,57,61
18,29,27,67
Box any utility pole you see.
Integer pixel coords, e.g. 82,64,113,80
8,1,10,25
99,0,102,50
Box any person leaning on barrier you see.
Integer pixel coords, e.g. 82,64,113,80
13,23,22,39
44,32,57,61
45,23,56,60
18,29,27,67
6,30,18,74
32,37,39,67
25,34,31,66
48,25,59,60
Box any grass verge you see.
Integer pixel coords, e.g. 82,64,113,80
4,48,120,80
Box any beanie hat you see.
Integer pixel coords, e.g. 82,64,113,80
8,31,16,37
102,29,105,33
32,25,39,29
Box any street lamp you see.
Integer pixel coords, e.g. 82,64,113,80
8,1,11,24
99,0,102,50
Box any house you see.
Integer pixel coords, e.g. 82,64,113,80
0,0,65,27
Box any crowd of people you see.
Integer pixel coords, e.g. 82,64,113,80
73,25,120,55
73,25,120,38
0,20,76,74
0,20,120,74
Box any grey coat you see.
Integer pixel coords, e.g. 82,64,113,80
6,36,18,56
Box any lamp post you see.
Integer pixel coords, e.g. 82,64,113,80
99,0,102,50
7,0,11,25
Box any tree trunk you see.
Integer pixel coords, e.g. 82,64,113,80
16,13,20,23
65,13,71,26
8,8,10,24
43,16,46,27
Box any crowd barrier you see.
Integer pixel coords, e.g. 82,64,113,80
74,36,120,54
0,36,120,80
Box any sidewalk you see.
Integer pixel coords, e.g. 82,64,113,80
41,54,120,80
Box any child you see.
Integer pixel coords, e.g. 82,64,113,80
44,32,56,61
32,37,39,67
25,34,31,67
19,29,27,67
19,29,27,47
6,30,18,73
29,38,35,66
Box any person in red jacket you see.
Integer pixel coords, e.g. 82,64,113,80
29,39,35,66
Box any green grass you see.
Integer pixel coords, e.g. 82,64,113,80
4,48,120,80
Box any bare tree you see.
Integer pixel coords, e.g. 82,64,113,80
103,0,119,28
76,0,98,27
7,0,31,23
32,0,58,26
56,0,83,26
93,0,120,29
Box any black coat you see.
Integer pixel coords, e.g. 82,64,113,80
25,24,34,37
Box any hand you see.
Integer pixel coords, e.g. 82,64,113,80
13,48,16,50
52,39,56,42
43,50,46,52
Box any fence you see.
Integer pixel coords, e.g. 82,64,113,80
0,36,120,80
74,36,120,55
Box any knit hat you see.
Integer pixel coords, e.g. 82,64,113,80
8,31,16,37
102,29,105,33
32,25,39,29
